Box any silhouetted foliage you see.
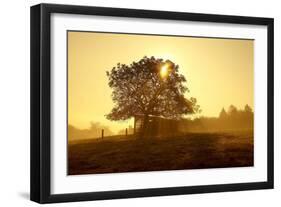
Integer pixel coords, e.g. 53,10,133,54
228,105,238,115
106,56,200,135
219,108,227,119
244,104,252,113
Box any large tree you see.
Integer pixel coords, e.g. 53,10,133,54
106,56,200,135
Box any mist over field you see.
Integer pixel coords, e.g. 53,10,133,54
68,104,253,141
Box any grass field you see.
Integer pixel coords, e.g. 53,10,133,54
68,131,253,175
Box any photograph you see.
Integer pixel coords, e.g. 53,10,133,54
67,31,254,175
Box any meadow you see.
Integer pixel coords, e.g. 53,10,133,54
68,130,253,175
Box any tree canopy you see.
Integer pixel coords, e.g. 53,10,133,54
106,56,200,123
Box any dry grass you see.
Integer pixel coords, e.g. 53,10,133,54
68,131,253,175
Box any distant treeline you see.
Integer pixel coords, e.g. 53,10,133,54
68,105,253,140
68,122,113,141
179,104,253,133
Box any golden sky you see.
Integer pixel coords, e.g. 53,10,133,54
68,31,253,133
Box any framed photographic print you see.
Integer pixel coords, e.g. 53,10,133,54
30,3,274,203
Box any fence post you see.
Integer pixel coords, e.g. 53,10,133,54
101,129,104,139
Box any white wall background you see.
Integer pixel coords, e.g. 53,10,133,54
0,0,279,206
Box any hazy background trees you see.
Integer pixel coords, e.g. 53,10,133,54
179,104,253,133
68,122,113,141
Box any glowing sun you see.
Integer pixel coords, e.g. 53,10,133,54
160,64,169,78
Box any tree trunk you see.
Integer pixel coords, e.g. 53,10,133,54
141,114,149,138
133,116,136,135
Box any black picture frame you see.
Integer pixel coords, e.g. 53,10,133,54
30,3,274,204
